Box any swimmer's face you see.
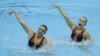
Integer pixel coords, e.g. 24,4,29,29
78,16,87,28
37,26,47,35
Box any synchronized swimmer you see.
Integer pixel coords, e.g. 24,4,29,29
9,10,51,50
52,3,93,47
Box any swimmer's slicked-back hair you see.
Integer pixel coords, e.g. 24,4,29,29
41,24,48,31
81,16,88,23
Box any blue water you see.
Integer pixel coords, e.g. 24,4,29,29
0,0,100,56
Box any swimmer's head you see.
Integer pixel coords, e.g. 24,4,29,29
78,16,88,28
37,24,48,35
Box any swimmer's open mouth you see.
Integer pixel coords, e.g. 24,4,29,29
78,23,82,26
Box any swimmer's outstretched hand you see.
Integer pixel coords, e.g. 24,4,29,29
9,9,16,15
52,2,60,7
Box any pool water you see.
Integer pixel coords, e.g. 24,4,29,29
0,0,100,56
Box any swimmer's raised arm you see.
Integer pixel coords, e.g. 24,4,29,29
52,3,76,30
9,10,34,39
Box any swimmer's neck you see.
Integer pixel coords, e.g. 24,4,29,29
36,33,43,39
77,26,84,30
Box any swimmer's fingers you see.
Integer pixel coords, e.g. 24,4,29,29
52,2,59,7
8,9,16,15
9,11,13,15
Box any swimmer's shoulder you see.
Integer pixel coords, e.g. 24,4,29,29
83,30,92,40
